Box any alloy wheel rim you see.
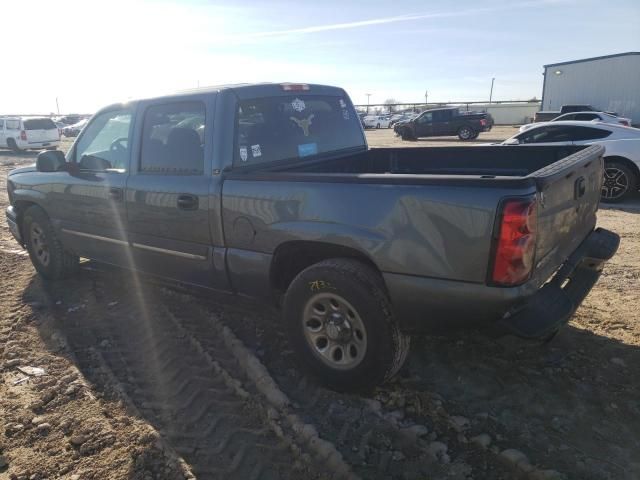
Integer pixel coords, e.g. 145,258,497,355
602,168,629,200
302,292,367,370
30,222,50,266
461,128,471,139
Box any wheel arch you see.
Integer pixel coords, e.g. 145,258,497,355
603,155,640,189
270,240,382,294
12,200,44,244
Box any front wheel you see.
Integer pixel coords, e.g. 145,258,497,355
283,258,410,392
23,206,79,280
601,162,635,203
458,126,475,140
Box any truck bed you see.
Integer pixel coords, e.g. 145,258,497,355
275,145,585,179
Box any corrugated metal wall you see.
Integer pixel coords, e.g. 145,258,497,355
542,54,640,124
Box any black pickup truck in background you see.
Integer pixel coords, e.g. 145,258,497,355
393,107,494,141
534,104,618,123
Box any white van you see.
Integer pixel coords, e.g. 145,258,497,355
0,117,60,152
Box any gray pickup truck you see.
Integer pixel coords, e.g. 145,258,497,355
5,83,619,391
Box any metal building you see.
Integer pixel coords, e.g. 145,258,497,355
541,52,640,125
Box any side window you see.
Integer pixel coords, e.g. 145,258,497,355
517,125,573,144
0,120,4,130
418,112,433,123
75,109,133,171
6,119,20,130
574,113,598,121
140,101,205,175
568,126,612,141
557,114,575,121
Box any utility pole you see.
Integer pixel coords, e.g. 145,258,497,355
55,97,60,115
489,78,495,103
365,93,372,113
424,90,428,106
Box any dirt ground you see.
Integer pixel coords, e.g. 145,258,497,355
0,133,638,480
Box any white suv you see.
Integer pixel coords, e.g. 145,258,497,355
0,117,60,152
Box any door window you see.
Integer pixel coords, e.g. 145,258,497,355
75,109,133,171
567,126,612,141
5,119,20,130
140,101,205,175
573,113,598,121
417,112,433,123
517,125,574,144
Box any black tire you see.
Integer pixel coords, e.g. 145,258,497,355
283,258,410,392
457,126,475,140
601,161,635,203
376,123,380,129
23,206,79,280
7,138,21,153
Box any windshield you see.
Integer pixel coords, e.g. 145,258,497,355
234,95,364,166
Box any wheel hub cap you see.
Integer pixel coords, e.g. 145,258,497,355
602,168,628,199
302,292,367,370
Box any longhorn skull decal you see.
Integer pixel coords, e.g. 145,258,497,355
290,114,315,137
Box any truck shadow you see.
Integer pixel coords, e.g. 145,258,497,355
23,263,640,480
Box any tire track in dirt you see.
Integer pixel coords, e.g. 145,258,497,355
160,292,462,480
54,274,327,480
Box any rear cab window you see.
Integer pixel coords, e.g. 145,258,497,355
233,95,364,167
23,118,57,130
5,119,20,130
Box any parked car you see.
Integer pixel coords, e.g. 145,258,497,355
5,83,619,391
0,117,60,152
62,118,89,137
389,113,417,127
534,104,618,123
520,111,631,132
363,115,391,129
394,107,493,140
501,121,640,202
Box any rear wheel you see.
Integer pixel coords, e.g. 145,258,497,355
458,126,475,140
7,138,21,153
601,161,635,203
23,206,79,280
283,258,410,392
376,123,380,129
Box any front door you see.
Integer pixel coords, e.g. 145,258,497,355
125,99,214,286
57,108,134,266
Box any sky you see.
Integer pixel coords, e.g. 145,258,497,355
1,0,639,114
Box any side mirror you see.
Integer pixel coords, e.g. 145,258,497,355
36,150,66,172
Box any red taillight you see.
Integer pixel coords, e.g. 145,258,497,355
490,197,537,286
480,119,487,126
280,83,310,91
20,130,27,141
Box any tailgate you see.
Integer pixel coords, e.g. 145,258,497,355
531,144,604,277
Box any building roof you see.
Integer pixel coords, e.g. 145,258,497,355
544,52,640,68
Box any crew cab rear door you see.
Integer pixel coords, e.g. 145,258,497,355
124,97,216,287
530,144,603,278
431,109,453,135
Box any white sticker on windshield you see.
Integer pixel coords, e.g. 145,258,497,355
251,144,262,157
291,98,306,112
290,114,314,137
342,109,350,120
339,99,346,108
239,146,248,162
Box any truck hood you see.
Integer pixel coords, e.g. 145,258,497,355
8,165,37,176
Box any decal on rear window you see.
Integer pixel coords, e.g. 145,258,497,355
298,143,318,157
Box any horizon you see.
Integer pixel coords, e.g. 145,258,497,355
1,0,639,114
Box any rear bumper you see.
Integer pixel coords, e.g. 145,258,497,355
384,228,619,338
6,206,23,245
17,139,59,150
